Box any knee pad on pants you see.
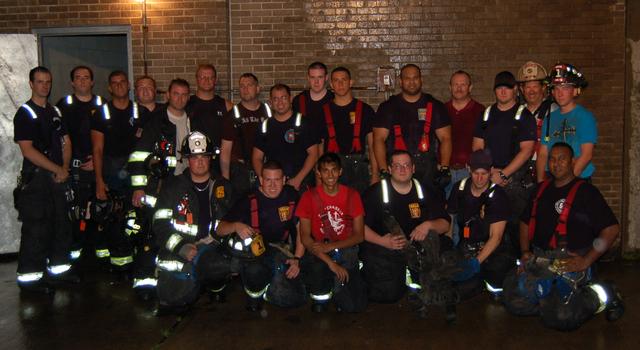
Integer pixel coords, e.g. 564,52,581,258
157,269,200,307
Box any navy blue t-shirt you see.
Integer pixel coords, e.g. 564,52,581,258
14,100,67,168
520,178,618,252
447,180,510,244
253,114,319,178
319,98,374,155
56,94,103,161
364,179,449,238
223,185,299,244
473,103,536,168
374,93,450,155
91,101,149,158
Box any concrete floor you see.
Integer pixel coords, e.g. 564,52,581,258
0,256,637,350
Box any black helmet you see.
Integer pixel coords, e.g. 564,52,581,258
224,233,266,259
90,194,125,226
181,131,214,158
548,63,588,89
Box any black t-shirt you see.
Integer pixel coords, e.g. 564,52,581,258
520,178,619,252
194,180,212,240
447,179,510,243
56,94,103,160
292,89,334,129
473,103,536,168
319,98,374,155
364,179,449,239
253,113,319,178
374,93,450,155
14,100,67,168
90,101,148,158
221,103,270,161
187,95,228,148
223,185,299,244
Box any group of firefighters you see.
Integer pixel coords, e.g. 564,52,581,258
12,59,624,331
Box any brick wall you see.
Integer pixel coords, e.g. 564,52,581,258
0,0,626,219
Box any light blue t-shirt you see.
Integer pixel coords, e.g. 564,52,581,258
541,104,597,178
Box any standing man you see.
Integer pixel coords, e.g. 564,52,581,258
220,73,272,195
296,153,366,313
373,64,452,189
444,70,485,198
135,75,163,113
252,84,319,191
503,142,623,331
187,63,233,175
153,131,235,315
472,71,536,253
292,61,334,126
127,78,191,299
91,70,149,274
217,160,306,312
537,63,595,181
319,66,378,193
56,65,104,263
516,61,556,182
14,66,77,293
361,150,450,305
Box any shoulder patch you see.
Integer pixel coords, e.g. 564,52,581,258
215,186,225,199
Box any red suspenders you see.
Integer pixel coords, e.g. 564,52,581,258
299,94,307,116
249,194,296,241
250,195,260,232
528,179,585,249
393,101,433,152
322,100,363,153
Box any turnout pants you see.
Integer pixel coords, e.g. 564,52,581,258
240,248,306,308
413,151,437,188
302,245,367,312
502,165,535,254
338,154,370,194
455,242,515,300
69,167,96,262
157,244,232,307
229,160,257,197
503,267,601,331
103,157,134,270
360,242,407,303
16,170,73,286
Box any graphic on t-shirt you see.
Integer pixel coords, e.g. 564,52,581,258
321,205,346,236
552,119,576,141
554,198,565,214
408,203,421,219
278,206,290,222
284,129,295,143
418,108,426,121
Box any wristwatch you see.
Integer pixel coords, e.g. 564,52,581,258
499,170,510,182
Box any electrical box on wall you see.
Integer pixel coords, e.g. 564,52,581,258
377,66,396,92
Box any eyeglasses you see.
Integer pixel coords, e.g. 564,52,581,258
391,163,412,171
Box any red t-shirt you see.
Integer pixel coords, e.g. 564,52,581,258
445,99,485,167
296,184,364,242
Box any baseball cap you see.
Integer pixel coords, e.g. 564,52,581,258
469,149,492,171
494,71,517,89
